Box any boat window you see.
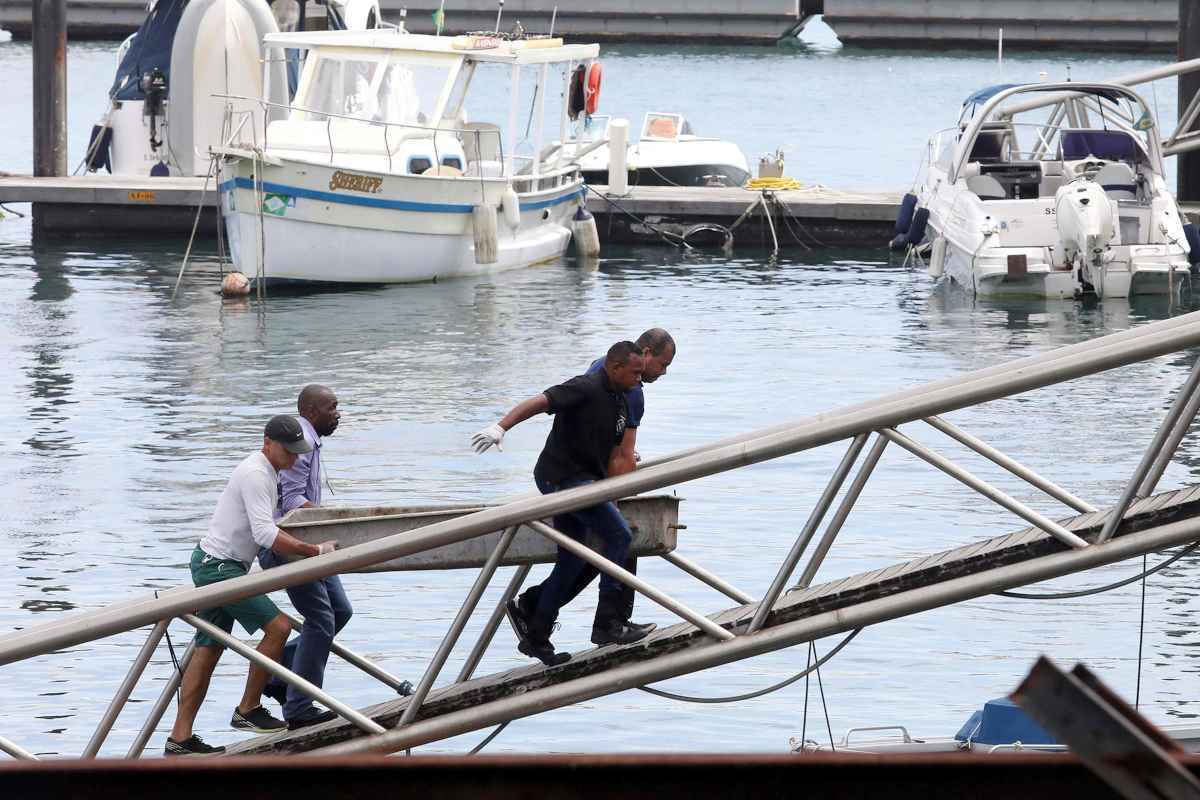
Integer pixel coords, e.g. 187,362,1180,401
302,55,384,121
441,156,463,170
374,61,450,126
642,112,682,141
298,54,453,128
408,156,433,174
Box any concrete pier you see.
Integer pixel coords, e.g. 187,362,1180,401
823,0,1179,52
0,0,816,42
0,175,900,248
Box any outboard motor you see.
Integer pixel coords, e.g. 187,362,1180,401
140,67,170,174
1055,178,1116,292
141,67,168,150
1055,179,1115,268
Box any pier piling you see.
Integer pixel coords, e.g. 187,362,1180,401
31,0,67,178
1180,0,1200,201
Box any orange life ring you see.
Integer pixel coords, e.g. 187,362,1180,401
585,62,602,115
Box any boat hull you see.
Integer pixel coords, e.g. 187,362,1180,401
218,157,582,284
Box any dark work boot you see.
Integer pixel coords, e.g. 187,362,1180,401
591,619,657,646
515,616,571,667
517,636,572,666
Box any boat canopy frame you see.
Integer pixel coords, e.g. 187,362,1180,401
949,81,1164,183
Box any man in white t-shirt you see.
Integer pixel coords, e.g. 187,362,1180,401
164,415,337,756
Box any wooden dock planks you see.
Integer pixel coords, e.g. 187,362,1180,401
225,483,1200,755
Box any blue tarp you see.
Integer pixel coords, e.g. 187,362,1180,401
109,0,187,101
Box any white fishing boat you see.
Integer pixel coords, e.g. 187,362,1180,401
574,112,750,188
905,82,1193,300
216,30,596,285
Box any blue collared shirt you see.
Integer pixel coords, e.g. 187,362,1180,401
275,416,322,520
588,357,644,429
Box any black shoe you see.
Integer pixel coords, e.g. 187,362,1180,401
591,619,657,646
396,679,414,697
505,598,531,641
286,709,338,731
517,636,571,666
230,705,287,733
164,734,225,756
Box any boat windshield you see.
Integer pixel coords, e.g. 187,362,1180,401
953,86,1158,172
297,51,456,126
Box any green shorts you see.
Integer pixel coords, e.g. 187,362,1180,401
189,546,280,647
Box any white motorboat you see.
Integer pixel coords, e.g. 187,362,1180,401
575,112,750,188
216,30,595,284
83,0,381,177
905,82,1192,299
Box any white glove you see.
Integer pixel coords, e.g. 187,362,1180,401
472,422,506,454
316,541,337,556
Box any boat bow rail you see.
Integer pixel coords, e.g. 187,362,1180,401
7,313,1200,758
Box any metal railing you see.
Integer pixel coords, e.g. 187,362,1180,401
5,313,1200,758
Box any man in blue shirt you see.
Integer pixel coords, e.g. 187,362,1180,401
513,328,675,638
258,384,352,730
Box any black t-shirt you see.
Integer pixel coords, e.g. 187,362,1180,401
534,369,629,485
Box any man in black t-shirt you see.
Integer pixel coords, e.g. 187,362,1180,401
472,341,657,665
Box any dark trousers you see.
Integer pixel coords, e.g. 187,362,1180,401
259,549,353,721
520,477,634,637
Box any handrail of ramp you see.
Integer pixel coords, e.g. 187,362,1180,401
5,312,1200,758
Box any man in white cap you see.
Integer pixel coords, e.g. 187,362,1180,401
164,414,337,756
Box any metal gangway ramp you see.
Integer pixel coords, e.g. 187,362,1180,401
6,312,1200,760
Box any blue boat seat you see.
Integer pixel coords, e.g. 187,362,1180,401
1060,129,1137,163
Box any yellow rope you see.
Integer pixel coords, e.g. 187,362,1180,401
746,177,803,190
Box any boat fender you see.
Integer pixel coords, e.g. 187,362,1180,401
572,205,601,258
472,204,499,265
889,233,909,252
585,62,602,115
501,188,521,229
1184,222,1200,266
221,272,251,297
928,236,947,278
905,207,930,247
895,192,918,235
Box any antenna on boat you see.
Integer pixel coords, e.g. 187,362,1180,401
494,0,504,34
549,5,557,36
434,0,444,35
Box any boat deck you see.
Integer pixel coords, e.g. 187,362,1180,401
224,482,1200,755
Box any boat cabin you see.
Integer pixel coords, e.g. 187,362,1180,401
255,30,599,183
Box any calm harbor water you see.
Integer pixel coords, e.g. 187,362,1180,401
2,21,1200,758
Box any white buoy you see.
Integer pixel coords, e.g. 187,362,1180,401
500,187,521,229
928,237,947,278
473,203,499,264
572,207,601,258
607,118,629,195
221,271,252,296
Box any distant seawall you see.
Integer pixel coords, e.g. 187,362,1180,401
0,0,1180,50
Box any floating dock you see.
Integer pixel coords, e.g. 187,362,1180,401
0,175,900,248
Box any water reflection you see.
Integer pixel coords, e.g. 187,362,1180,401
23,247,77,455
